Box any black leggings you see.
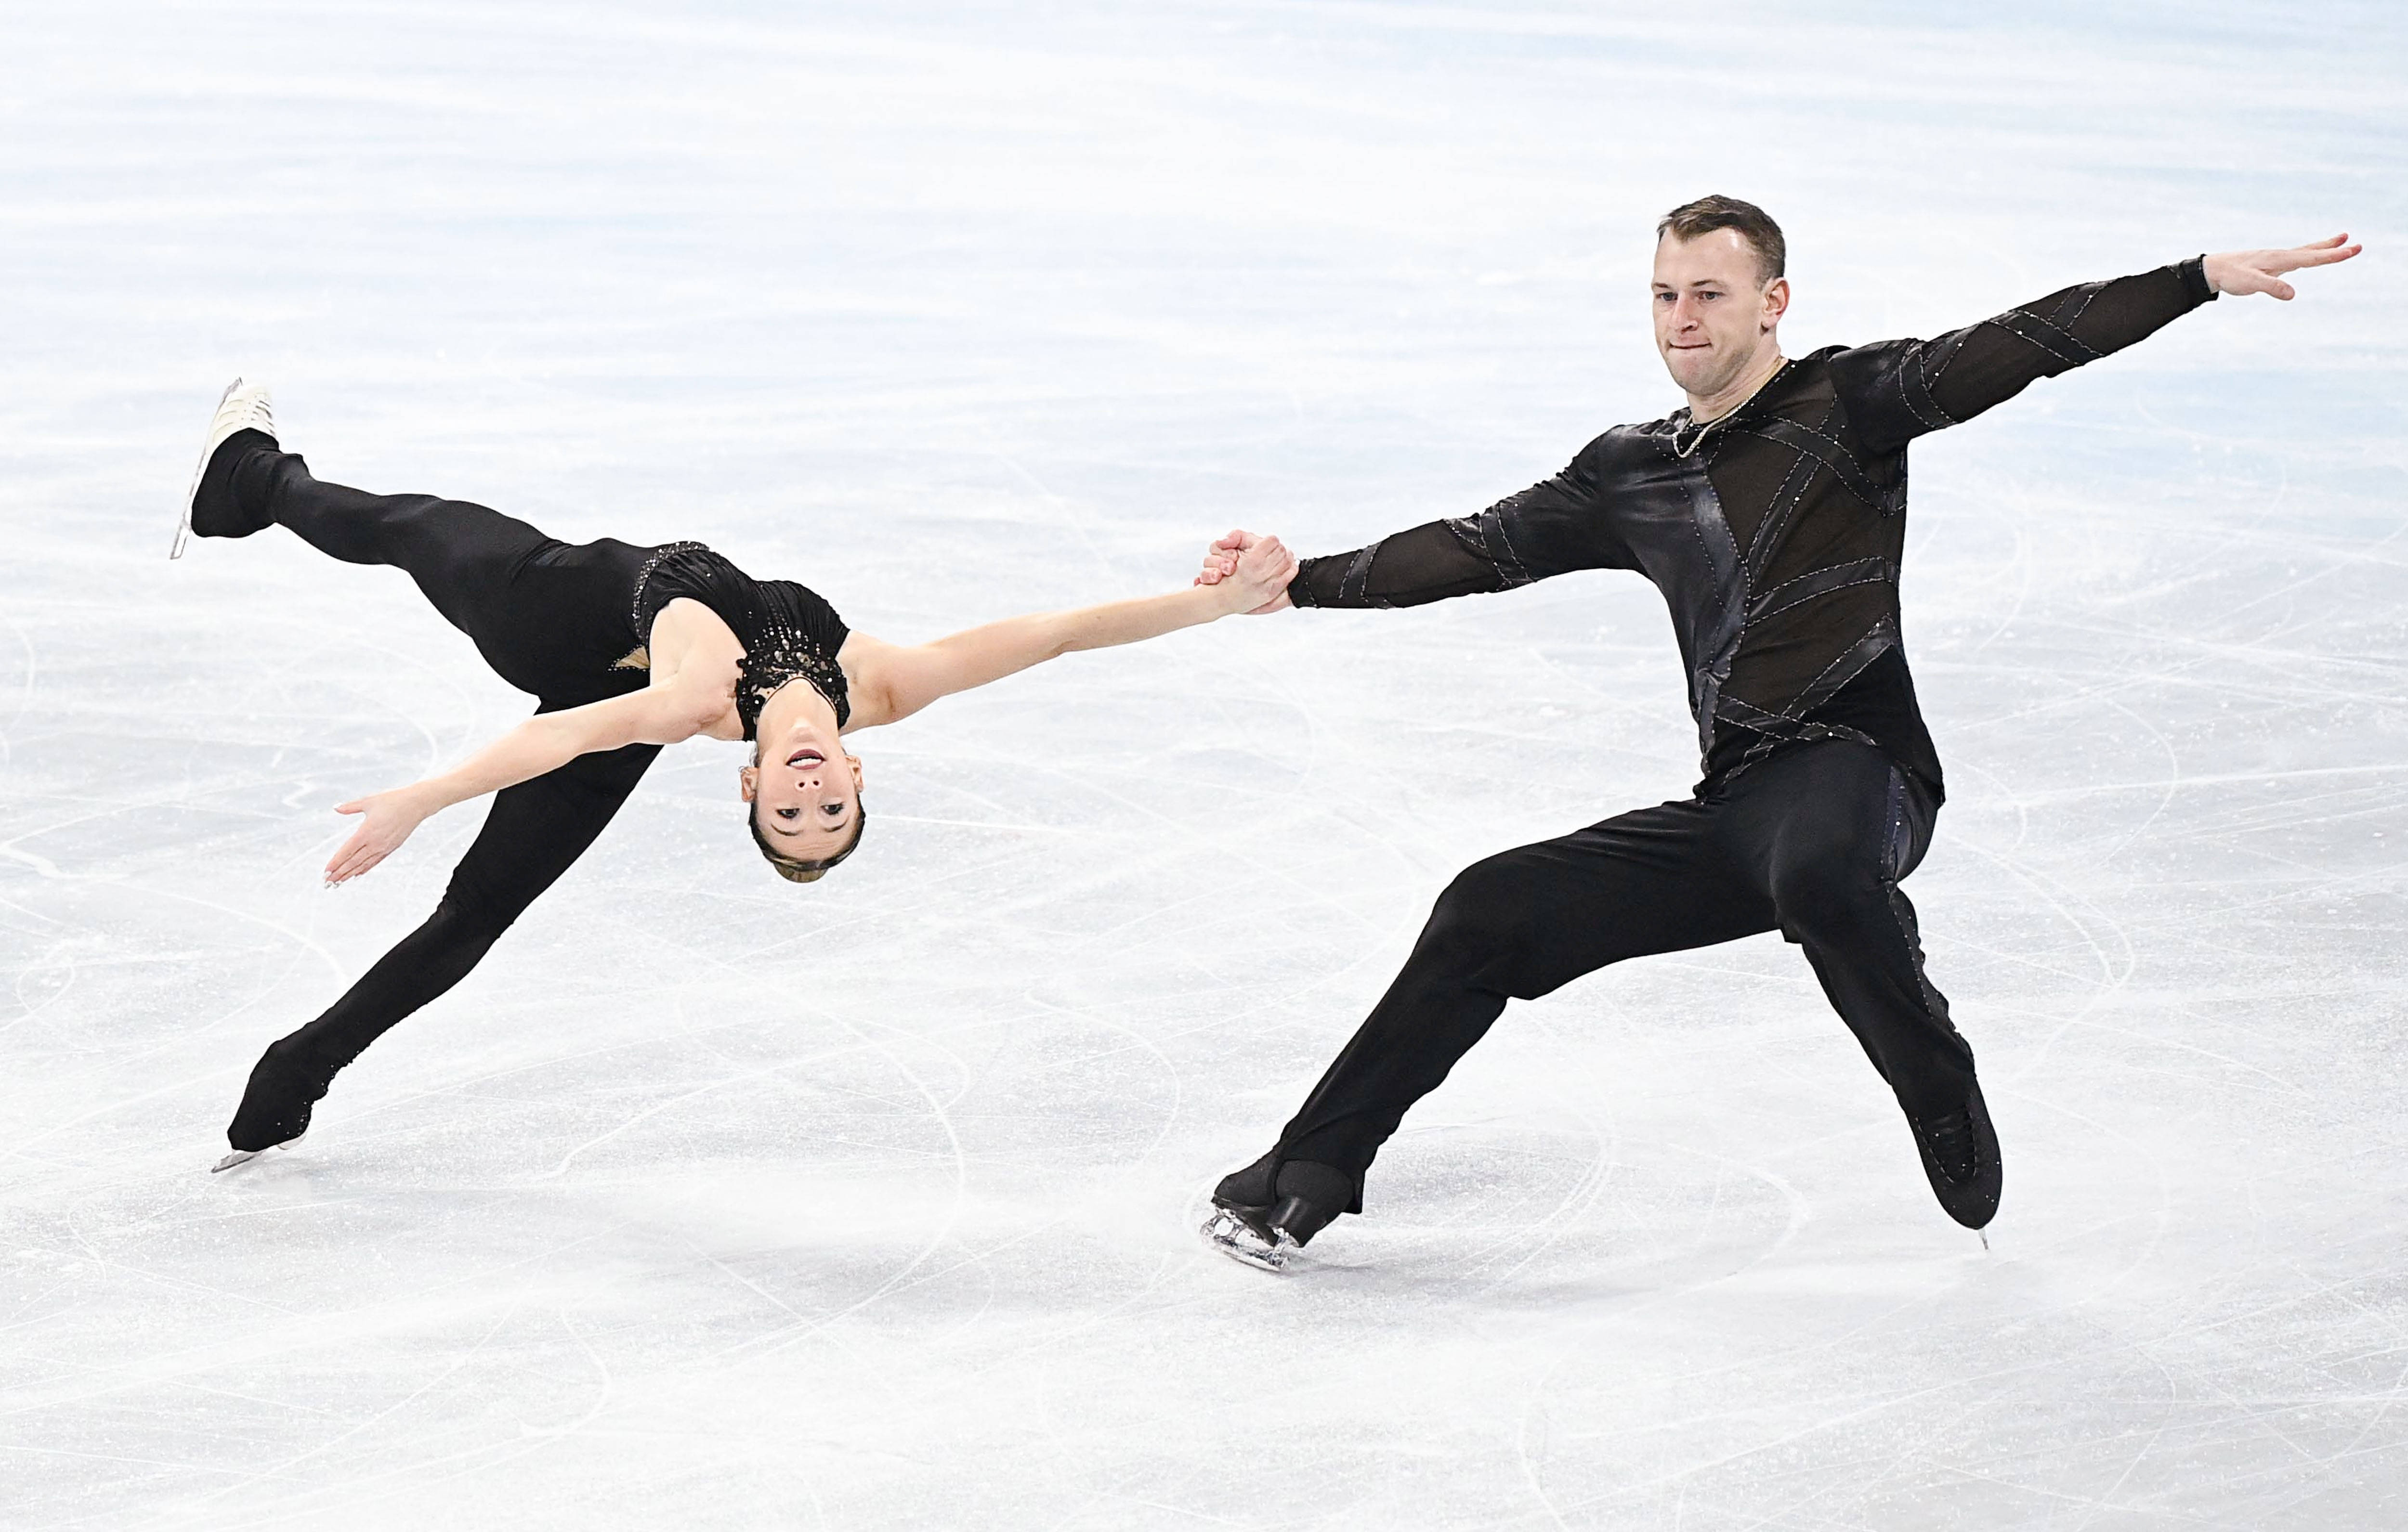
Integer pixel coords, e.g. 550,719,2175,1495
1270,740,1974,1210
222,446,660,1150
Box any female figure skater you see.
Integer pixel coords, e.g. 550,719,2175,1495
177,381,1296,1170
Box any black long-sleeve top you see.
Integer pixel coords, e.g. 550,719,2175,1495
1288,258,2219,800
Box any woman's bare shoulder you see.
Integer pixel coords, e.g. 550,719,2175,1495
835,630,905,729
642,600,744,737
648,596,743,656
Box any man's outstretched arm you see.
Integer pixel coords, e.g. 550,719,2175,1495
1197,445,1638,611
1832,235,2361,453
1197,519,1496,611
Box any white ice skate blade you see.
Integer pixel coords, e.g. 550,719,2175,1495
1201,1209,1297,1273
174,377,275,560
173,378,242,561
210,1130,304,1174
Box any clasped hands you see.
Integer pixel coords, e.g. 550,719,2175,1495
1195,529,1296,614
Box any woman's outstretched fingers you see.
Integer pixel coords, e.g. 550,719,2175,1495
329,847,382,885
325,802,364,882
321,791,429,884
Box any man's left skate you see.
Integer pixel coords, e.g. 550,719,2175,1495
1904,1078,2002,1242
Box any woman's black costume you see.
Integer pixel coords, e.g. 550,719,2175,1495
196,438,849,1153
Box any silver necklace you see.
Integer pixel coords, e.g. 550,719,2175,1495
1671,414,1721,459
1672,357,1790,458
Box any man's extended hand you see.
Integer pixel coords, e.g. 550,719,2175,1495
1196,528,1295,613
2205,235,2362,300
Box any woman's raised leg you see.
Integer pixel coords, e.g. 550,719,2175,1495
202,433,565,679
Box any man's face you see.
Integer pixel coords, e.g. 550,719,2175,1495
1651,229,1788,401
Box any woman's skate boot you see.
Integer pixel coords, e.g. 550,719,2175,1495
214,1033,340,1172
174,378,279,558
1202,1153,1351,1272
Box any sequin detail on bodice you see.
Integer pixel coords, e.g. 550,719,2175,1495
630,541,851,738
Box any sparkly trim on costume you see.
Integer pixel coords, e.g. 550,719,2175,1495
630,541,852,738
629,540,710,634
737,637,851,740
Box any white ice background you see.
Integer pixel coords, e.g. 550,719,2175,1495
4,2,2406,1527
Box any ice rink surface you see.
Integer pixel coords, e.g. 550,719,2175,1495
4,1,2405,1526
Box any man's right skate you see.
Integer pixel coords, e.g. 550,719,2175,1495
1201,1154,1349,1272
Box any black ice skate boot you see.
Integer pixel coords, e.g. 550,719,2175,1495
1905,1078,2002,1235
214,1033,340,1172
1202,1152,1351,1272
172,377,280,558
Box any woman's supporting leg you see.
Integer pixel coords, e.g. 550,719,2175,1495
225,739,660,1153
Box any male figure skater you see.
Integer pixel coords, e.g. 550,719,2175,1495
1197,196,2359,1270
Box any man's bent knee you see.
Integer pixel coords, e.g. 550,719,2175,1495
1770,850,1892,946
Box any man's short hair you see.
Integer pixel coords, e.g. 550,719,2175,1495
1657,195,1786,286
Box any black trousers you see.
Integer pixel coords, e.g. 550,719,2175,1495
225,449,661,1143
1271,740,1973,1211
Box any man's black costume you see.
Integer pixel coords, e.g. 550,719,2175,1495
1219,258,2217,1240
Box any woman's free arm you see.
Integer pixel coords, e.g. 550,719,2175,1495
846,534,1297,727
323,680,725,886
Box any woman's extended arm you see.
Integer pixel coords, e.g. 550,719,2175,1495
323,683,721,885
847,534,1296,727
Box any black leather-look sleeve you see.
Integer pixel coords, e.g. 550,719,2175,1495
1288,520,1511,609
1829,257,2217,455
1289,438,1636,609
